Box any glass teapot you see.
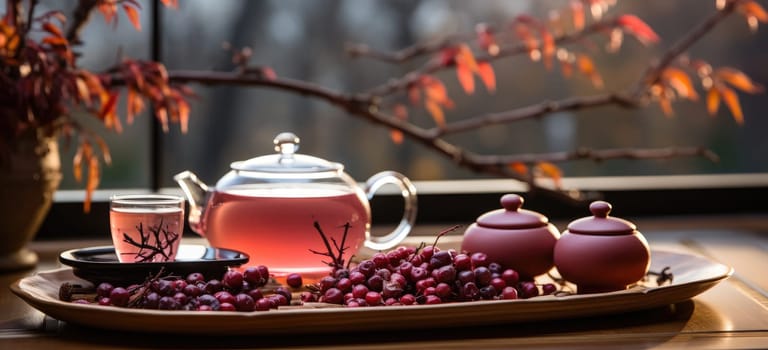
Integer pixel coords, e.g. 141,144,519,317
174,132,417,279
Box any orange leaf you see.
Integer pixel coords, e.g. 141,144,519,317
160,0,179,9
424,99,445,127
73,145,84,182
126,88,145,124
42,22,64,38
508,162,529,177
662,67,698,101
390,104,407,145
720,86,744,124
75,78,90,106
706,87,721,116
570,0,585,31
177,96,190,134
715,67,764,94
577,54,603,88
456,44,479,72
536,162,562,188
422,76,453,108
456,62,475,95
739,1,768,31
540,28,556,70
477,61,496,93
389,130,404,145
99,91,119,121
94,136,112,165
98,2,118,25
616,14,659,45
155,106,169,132
85,156,100,213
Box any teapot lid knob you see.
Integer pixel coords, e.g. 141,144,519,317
274,132,300,156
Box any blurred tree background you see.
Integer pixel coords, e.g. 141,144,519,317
50,0,768,190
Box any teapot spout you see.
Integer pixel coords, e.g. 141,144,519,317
173,170,210,235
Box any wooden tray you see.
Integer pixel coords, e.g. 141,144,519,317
10,250,732,335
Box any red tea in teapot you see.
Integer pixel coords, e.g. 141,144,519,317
199,186,369,279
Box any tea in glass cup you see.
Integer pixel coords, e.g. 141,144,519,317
109,194,185,262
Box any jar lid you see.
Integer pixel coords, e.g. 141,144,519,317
475,194,548,229
230,132,343,173
567,201,636,235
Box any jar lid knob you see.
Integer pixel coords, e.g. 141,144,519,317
590,201,612,218
500,194,524,211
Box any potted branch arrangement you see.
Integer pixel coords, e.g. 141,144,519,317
0,0,764,270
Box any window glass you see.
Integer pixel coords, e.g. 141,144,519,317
27,1,766,191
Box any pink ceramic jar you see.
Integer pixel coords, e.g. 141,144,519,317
461,194,560,279
554,201,650,294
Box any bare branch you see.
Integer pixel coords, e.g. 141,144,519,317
66,0,100,44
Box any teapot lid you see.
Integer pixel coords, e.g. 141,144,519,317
567,201,636,235
475,194,549,229
230,132,343,173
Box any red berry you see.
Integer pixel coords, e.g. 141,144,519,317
286,273,303,288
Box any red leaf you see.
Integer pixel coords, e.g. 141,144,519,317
475,23,499,56
42,22,63,38
422,76,453,108
477,61,496,93
122,4,141,31
616,15,659,45
98,2,118,26
42,36,68,46
456,62,475,95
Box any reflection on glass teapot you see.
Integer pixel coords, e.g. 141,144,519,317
174,132,417,279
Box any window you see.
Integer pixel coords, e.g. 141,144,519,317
37,0,768,238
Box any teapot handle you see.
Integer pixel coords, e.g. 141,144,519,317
363,171,417,251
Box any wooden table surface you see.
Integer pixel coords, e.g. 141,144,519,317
2,216,768,349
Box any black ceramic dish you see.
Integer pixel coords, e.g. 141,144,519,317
59,245,249,285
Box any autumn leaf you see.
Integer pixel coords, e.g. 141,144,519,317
42,22,64,38
719,86,744,124
706,87,721,116
98,2,118,26
570,0,585,31
715,67,764,94
536,162,562,188
456,61,475,94
42,36,68,46
738,0,768,32
176,94,190,134
508,162,529,177
557,49,574,78
616,14,660,45
456,44,479,72
126,88,145,124
662,67,698,100
122,4,141,31
421,76,454,108
425,99,446,127
390,104,408,145
577,54,603,88
160,0,179,9
475,23,499,56
540,28,556,70
477,61,496,93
